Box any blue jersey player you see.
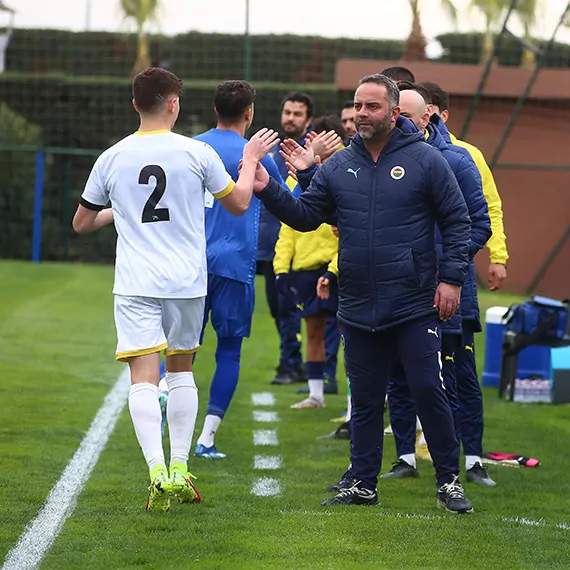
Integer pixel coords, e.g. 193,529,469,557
170,80,286,458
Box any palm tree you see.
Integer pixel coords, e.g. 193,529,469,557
470,0,508,63
515,0,539,67
404,0,458,61
120,0,160,76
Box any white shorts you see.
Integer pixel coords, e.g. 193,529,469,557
114,295,205,362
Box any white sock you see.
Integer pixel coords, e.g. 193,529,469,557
165,371,198,466
197,414,222,448
345,394,352,422
418,431,427,447
416,416,423,431
400,453,417,468
465,455,482,470
308,379,324,401
128,383,165,470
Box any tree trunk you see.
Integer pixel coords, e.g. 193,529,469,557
132,23,151,76
481,28,494,64
403,12,427,61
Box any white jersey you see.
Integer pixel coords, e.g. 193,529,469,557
80,130,234,298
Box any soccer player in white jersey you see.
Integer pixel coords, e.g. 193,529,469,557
72,68,278,512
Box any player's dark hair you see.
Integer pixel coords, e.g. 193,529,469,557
281,91,314,118
358,74,400,109
420,81,450,112
342,99,354,110
380,66,416,83
397,81,432,105
312,115,346,141
132,67,183,114
214,80,257,122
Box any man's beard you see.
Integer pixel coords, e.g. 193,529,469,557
282,123,304,140
357,115,392,141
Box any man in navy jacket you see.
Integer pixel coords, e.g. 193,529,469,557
251,74,474,513
382,87,495,486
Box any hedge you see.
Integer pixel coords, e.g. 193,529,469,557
6,29,403,83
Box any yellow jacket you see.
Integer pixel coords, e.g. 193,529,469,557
449,133,509,265
273,221,338,275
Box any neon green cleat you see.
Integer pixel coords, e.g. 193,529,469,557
169,462,201,504
146,465,172,512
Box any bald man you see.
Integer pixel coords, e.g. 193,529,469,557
383,87,495,487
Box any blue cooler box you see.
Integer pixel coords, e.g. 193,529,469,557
482,306,552,387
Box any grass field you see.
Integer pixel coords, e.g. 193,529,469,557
1,260,570,569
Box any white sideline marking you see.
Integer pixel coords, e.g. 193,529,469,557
2,369,131,570
251,478,281,496
253,429,278,446
253,410,279,423
251,392,276,406
254,455,282,470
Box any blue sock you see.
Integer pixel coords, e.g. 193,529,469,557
206,336,243,418
159,359,166,381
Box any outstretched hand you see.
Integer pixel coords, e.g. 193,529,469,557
306,130,343,162
280,138,315,172
243,128,280,161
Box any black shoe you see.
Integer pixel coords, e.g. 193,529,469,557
380,458,419,479
327,466,355,492
466,463,497,487
271,365,295,385
322,481,379,506
297,380,339,395
436,476,474,514
318,421,350,440
291,363,307,383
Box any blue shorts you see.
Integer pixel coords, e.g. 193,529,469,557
203,274,255,338
292,268,338,318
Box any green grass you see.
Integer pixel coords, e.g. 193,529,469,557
1,260,569,569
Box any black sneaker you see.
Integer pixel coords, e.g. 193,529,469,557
327,466,354,492
271,365,295,385
322,481,379,506
380,459,419,479
291,363,307,383
318,421,350,440
466,463,497,487
436,476,474,514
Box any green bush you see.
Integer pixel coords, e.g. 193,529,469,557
0,104,42,260
6,29,403,83
437,33,570,67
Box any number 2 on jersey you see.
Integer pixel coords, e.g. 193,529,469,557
139,165,170,223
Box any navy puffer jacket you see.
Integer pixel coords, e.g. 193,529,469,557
426,122,491,334
429,115,492,331
256,116,471,332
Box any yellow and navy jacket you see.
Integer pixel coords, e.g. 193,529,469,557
273,177,338,276
448,133,508,265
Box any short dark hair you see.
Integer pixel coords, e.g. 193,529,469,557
312,115,346,141
380,66,415,83
214,80,256,122
281,91,314,118
342,99,354,110
132,67,183,114
358,74,400,109
397,81,432,105
420,81,450,112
